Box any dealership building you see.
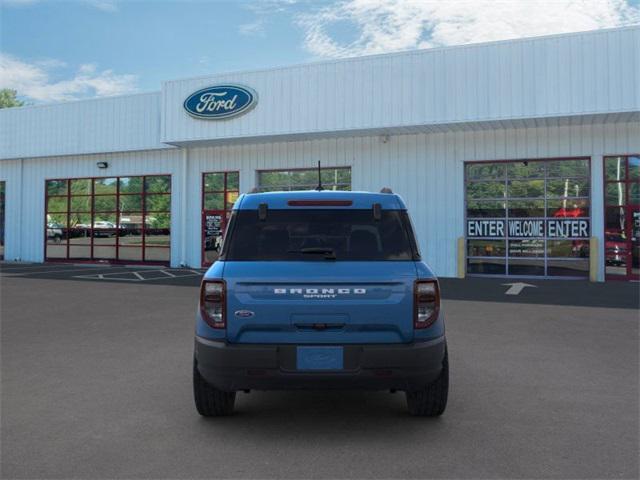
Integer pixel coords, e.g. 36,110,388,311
0,26,638,281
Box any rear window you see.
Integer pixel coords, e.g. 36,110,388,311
222,209,419,261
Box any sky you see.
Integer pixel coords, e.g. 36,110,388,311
1,0,639,104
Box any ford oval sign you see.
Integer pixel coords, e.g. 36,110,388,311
183,84,257,120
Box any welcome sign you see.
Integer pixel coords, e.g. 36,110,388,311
467,219,590,238
184,84,257,119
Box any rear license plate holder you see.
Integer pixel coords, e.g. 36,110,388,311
296,346,344,371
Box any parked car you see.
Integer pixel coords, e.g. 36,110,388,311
92,221,116,237
46,223,63,243
193,189,448,416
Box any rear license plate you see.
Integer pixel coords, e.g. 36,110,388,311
296,346,343,370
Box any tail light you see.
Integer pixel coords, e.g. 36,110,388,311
414,280,440,329
200,280,226,329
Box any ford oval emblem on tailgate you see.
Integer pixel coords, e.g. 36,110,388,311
234,310,255,318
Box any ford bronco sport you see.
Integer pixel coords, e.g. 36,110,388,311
193,190,448,416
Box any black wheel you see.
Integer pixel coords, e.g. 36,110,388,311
406,346,449,417
193,359,236,417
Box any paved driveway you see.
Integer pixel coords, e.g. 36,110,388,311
1,268,638,479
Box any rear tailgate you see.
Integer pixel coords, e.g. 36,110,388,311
223,261,417,344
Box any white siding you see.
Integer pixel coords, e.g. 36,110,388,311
2,117,637,279
0,92,169,160
162,27,639,145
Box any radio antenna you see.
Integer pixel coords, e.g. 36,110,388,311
316,160,324,191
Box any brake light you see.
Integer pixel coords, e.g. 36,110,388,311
200,280,226,329
287,200,353,206
414,280,440,329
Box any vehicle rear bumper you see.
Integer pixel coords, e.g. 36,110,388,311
194,336,446,392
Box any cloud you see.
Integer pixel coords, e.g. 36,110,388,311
0,53,138,102
239,19,266,36
297,0,640,58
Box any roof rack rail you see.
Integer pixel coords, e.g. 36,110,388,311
380,187,393,194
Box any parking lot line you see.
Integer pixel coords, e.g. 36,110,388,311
0,266,135,276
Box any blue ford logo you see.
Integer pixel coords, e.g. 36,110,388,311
183,84,257,120
234,310,255,318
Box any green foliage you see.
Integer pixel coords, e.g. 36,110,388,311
0,89,24,109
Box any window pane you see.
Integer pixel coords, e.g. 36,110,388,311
93,178,117,194
46,213,68,228
258,168,350,191
605,183,626,206
506,161,545,179
145,229,170,247
605,207,626,233
118,230,143,247
466,182,505,199
69,213,91,229
70,196,91,212
145,194,170,212
547,178,589,198
466,200,506,218
146,213,170,229
629,156,639,180
145,247,170,262
466,163,505,180
467,258,505,275
467,240,506,257
46,243,67,258
47,196,68,213
93,213,116,227
46,226,66,244
630,183,639,205
94,195,117,212
204,173,224,191
69,245,91,259
507,200,545,218
508,259,545,276
119,177,143,193
145,175,171,193
119,194,142,212
546,159,589,178
605,157,626,181
547,199,589,218
547,240,589,258
47,180,67,196
227,191,239,209
93,232,116,246
118,246,142,261
70,179,91,194
204,193,224,210
508,240,544,257
507,180,545,198
93,246,116,260
547,260,589,277
227,172,240,190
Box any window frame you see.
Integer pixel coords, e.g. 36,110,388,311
464,157,592,278
44,174,171,264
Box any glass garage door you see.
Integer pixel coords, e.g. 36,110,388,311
257,167,351,192
45,175,171,264
465,158,591,278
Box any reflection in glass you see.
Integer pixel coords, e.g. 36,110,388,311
547,179,589,198
606,183,626,206
119,177,143,193
546,159,589,177
47,180,67,196
70,179,92,194
227,172,240,190
605,207,626,233
467,240,506,257
508,240,544,257
507,180,545,198
118,247,143,261
466,163,505,180
258,168,351,192
466,200,506,218
145,176,171,193
466,182,506,199
94,178,117,194
204,193,224,210
46,244,67,258
118,230,143,247
507,200,545,217
506,161,545,179
119,194,143,212
70,196,91,212
204,173,224,191
145,247,170,262
547,240,589,258
604,157,625,181
93,246,116,259
69,245,91,259
145,194,171,212
144,229,170,247
47,197,68,213
467,258,505,275
629,183,639,205
547,260,589,277
508,259,545,276
93,195,117,212
547,199,589,218
629,156,640,180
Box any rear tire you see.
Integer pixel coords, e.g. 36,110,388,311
406,346,448,417
193,359,236,416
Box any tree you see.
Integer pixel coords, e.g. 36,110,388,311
0,89,25,109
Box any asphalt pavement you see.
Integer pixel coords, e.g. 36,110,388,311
1,266,638,478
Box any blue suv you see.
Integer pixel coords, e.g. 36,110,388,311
193,190,448,416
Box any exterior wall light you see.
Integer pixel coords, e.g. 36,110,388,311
96,162,109,169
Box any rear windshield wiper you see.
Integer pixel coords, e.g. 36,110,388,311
287,247,337,260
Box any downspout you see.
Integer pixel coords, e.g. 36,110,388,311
180,148,188,267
